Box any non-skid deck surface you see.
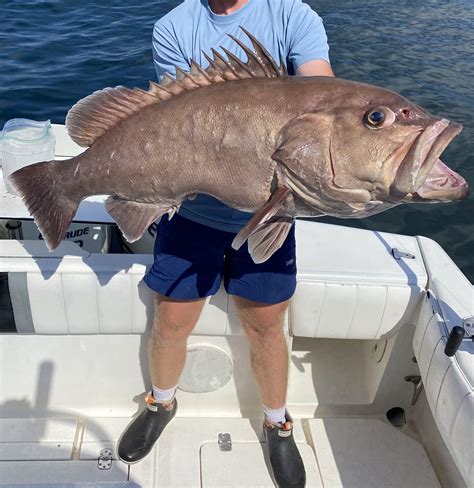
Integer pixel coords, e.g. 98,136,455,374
308,419,441,488
0,417,440,487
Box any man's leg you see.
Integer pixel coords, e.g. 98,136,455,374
118,293,206,464
119,215,228,464
233,295,305,487
233,296,289,409
149,294,207,390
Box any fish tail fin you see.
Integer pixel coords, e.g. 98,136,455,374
9,159,81,250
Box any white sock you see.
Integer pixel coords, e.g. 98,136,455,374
263,404,287,424
152,384,177,403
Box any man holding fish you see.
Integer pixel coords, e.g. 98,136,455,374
119,0,333,486
11,1,468,486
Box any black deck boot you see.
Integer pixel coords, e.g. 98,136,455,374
118,393,177,464
264,412,306,488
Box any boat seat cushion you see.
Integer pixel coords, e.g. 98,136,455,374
290,221,427,339
413,237,473,486
1,221,427,339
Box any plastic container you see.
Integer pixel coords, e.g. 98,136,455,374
1,118,55,195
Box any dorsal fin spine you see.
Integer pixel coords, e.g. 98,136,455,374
221,48,254,78
227,34,270,77
190,60,214,83
66,28,286,147
239,27,282,77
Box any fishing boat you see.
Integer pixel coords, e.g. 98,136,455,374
0,124,472,487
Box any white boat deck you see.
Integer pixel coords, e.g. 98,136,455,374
0,417,441,487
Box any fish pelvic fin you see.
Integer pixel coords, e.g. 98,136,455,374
105,196,178,243
247,217,294,264
66,28,285,148
232,186,293,263
9,160,81,251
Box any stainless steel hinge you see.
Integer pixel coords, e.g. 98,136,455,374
463,317,474,337
218,433,232,451
98,448,113,470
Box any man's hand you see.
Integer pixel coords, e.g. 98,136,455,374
297,59,334,77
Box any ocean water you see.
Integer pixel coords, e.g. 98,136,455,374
0,0,472,281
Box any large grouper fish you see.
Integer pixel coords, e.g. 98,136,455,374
10,29,469,263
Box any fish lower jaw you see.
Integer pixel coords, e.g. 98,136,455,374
394,119,462,195
413,158,469,201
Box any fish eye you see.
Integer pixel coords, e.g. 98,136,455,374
368,111,384,125
364,107,395,129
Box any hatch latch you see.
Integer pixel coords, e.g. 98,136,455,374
391,248,415,260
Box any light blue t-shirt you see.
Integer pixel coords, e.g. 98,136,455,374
153,0,330,233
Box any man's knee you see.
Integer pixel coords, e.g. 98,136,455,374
152,294,206,344
233,296,289,337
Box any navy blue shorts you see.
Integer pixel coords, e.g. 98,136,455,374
143,214,296,304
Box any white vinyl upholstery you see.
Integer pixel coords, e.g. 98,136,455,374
1,240,236,336
1,221,428,339
413,237,473,486
290,221,427,339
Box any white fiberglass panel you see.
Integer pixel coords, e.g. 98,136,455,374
346,285,387,338
131,275,154,333
28,272,68,334
62,273,100,334
96,272,132,334
412,294,435,358
295,220,427,286
378,285,417,336
421,327,449,408
450,393,474,485
435,365,471,448
311,283,358,338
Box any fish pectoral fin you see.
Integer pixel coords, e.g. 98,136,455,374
105,196,176,243
231,186,291,259
246,217,294,264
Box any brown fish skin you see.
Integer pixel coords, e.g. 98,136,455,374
9,32,469,263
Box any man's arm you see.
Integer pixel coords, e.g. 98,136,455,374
152,20,189,81
297,59,334,77
287,0,334,77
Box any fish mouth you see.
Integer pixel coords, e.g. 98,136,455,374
413,158,469,201
393,119,469,202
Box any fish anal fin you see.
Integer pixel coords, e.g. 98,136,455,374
247,217,294,264
105,197,176,243
231,186,291,252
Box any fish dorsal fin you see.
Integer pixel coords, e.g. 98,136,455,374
66,28,286,147
65,86,169,147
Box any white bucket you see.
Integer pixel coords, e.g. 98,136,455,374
1,119,55,196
